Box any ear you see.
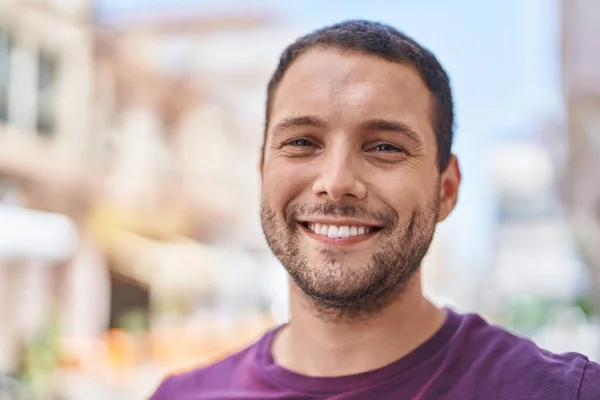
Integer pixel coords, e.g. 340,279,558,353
437,155,461,222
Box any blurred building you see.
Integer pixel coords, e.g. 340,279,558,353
93,8,299,247
88,6,297,307
0,2,302,397
562,0,600,311
484,142,587,333
0,0,96,385
0,0,94,164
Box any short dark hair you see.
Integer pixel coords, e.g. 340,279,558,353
264,20,454,172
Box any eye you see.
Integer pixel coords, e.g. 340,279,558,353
287,138,315,147
369,143,404,153
280,137,320,157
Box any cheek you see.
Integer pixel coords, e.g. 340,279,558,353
372,172,433,214
262,160,312,207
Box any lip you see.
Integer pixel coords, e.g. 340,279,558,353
295,217,383,228
299,222,380,246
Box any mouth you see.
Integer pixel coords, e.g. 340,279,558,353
298,221,382,245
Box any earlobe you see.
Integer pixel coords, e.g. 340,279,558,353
437,155,461,222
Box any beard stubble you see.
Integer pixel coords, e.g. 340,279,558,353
261,187,440,321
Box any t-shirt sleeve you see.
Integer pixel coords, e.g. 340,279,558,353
148,376,177,400
578,360,600,400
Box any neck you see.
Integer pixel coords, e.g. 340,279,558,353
272,271,446,377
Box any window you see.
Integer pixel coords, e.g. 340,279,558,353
37,50,58,136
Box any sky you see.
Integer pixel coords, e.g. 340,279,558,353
96,0,563,272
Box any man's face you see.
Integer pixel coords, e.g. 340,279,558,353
260,48,458,314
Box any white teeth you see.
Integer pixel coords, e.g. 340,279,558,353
327,225,339,238
306,223,375,238
338,226,350,238
319,224,328,235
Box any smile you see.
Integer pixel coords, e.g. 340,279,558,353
305,222,377,237
299,221,382,245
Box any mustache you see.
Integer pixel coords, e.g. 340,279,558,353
285,203,399,229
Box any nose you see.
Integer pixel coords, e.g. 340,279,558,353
312,147,367,202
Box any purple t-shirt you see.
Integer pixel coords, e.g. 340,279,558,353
150,309,600,399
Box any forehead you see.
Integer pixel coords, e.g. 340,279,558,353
269,48,435,141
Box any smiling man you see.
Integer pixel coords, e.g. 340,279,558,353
151,20,600,399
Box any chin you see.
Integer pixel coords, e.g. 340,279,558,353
303,244,374,265
291,261,380,298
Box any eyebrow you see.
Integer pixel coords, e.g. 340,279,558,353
359,119,424,147
269,115,327,136
269,115,423,147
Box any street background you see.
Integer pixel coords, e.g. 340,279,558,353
1,0,599,398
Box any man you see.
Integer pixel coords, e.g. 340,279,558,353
151,20,600,399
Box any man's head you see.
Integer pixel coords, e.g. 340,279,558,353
260,20,461,316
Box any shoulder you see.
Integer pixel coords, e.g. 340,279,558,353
149,331,269,399
578,360,600,400
150,351,248,399
454,311,597,398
